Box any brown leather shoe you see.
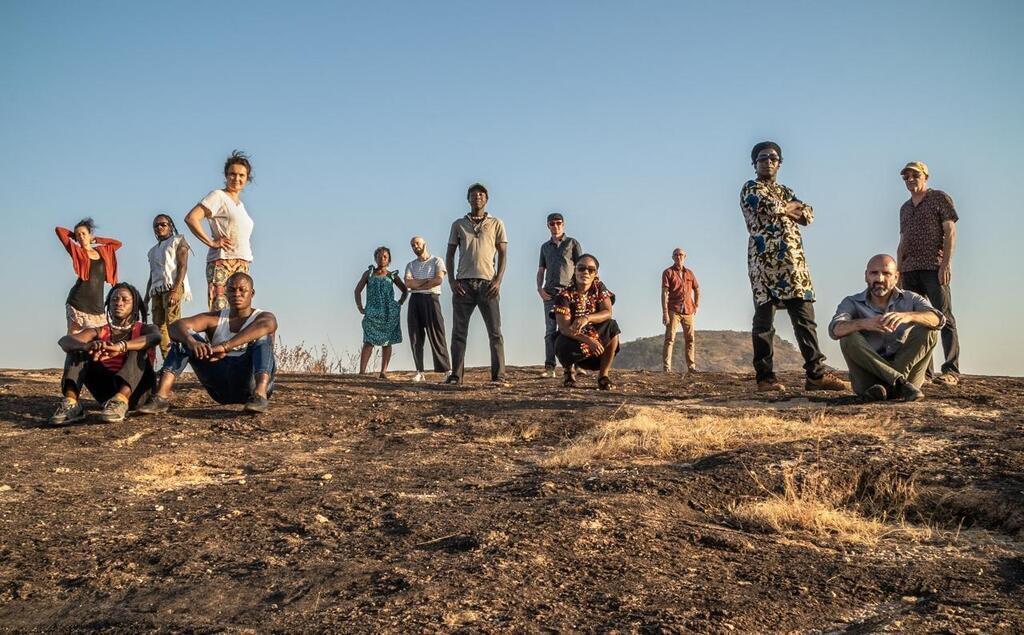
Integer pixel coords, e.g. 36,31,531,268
805,372,851,392
757,378,786,392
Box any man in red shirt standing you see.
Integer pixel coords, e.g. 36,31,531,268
662,247,700,373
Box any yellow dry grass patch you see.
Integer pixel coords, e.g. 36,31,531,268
731,498,888,545
545,406,888,466
129,453,242,493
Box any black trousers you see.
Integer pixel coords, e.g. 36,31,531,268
62,350,156,408
407,294,451,373
900,270,960,375
752,298,826,381
555,319,621,371
450,278,505,381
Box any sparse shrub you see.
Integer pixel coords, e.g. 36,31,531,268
275,340,359,374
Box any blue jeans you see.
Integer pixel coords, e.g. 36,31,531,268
543,296,559,368
161,334,275,405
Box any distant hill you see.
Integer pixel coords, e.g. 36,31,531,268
614,329,805,372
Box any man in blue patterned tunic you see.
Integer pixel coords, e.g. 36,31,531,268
740,141,849,393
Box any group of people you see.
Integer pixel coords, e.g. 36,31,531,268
739,143,960,402
49,141,962,424
353,184,622,390
51,152,279,424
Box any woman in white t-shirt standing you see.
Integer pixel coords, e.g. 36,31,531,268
184,150,256,310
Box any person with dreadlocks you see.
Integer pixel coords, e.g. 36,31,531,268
145,213,192,357
552,254,621,390
49,283,160,424
137,272,278,415
740,141,849,394
55,218,122,334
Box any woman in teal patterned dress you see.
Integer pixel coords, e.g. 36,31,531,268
354,246,408,378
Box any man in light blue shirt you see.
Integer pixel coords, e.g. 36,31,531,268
829,254,944,402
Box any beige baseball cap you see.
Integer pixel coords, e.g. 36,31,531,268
900,161,929,177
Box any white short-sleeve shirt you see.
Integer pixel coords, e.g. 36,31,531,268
404,256,447,295
199,189,254,263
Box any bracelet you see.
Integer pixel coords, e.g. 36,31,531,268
121,341,128,353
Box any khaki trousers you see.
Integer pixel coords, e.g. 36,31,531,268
151,291,183,358
663,312,696,371
839,326,938,396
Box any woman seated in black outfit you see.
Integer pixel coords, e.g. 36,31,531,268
552,254,621,390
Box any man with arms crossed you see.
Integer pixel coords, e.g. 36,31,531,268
404,236,452,382
445,183,508,385
661,247,700,374
829,254,943,402
740,141,848,393
897,161,961,385
537,212,582,378
137,272,278,414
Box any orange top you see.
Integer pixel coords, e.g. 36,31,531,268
55,227,121,284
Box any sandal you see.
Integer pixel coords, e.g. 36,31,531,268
563,372,577,388
597,376,613,391
933,372,959,386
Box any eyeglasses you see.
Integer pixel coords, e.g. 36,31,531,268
575,265,597,274
755,155,781,164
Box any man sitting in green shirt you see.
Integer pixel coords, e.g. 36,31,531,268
829,254,944,402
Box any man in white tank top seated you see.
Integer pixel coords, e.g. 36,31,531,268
137,272,278,415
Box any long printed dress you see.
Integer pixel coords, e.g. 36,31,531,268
361,269,403,346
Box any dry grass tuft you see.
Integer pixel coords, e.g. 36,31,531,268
545,406,888,466
731,461,930,545
275,340,358,374
731,498,887,544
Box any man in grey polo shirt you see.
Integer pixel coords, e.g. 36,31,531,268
536,212,582,378
445,183,508,384
829,254,943,402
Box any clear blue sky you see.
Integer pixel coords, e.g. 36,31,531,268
2,1,1021,375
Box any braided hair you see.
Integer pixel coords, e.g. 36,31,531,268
105,282,148,325
154,213,179,236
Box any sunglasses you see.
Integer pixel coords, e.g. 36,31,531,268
153,222,170,228
901,173,921,181
548,221,563,226
576,265,597,274
755,155,781,164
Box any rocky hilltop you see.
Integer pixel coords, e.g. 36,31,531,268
1,368,1022,631
615,329,805,372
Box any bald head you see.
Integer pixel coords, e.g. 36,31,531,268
410,236,427,257
865,254,899,298
866,254,896,271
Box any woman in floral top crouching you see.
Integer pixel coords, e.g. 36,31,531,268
552,254,621,390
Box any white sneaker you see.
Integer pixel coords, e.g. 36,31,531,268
411,372,425,383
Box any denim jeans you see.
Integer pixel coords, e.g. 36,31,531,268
161,333,275,405
543,296,559,369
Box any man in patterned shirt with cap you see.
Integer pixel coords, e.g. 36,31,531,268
896,161,961,385
740,141,849,393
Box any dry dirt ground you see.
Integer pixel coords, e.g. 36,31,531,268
1,367,1022,633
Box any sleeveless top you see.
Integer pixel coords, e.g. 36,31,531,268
212,309,264,357
97,321,156,372
67,257,106,314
